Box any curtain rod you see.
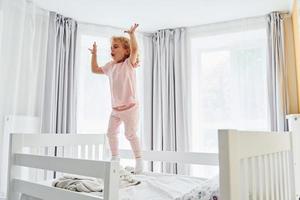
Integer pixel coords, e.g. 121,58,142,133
268,11,292,19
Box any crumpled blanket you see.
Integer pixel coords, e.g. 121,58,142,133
180,175,219,200
52,166,140,192
52,175,103,192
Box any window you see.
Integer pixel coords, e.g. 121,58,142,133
77,35,112,134
190,25,269,178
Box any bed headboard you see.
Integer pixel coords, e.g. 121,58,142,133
286,114,300,199
0,115,40,198
219,129,296,200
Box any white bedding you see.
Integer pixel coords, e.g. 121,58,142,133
21,172,219,200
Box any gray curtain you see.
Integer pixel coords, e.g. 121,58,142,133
266,12,289,131
41,12,77,134
145,28,190,174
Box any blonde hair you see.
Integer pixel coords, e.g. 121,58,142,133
111,36,131,58
111,36,140,64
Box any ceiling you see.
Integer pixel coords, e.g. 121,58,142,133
33,0,293,33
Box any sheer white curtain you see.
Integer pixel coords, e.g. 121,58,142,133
187,17,269,178
76,23,151,166
0,0,49,197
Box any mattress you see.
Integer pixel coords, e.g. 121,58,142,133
21,172,219,200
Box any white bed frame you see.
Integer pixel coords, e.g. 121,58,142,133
0,115,41,199
5,123,297,200
219,130,297,200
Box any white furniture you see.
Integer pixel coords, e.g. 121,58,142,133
287,114,300,200
4,115,297,200
0,115,40,199
6,129,296,200
219,129,296,200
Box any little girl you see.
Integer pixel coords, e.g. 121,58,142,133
89,24,143,174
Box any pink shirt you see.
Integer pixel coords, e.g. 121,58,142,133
102,58,138,108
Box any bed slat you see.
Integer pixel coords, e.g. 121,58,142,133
11,134,106,147
14,179,102,200
14,153,116,179
119,149,219,165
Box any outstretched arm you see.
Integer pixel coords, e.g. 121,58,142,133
125,23,139,67
89,42,104,74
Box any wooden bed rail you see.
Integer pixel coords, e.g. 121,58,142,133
7,134,118,200
9,133,106,147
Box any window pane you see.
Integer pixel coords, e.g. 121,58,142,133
190,28,269,178
77,35,111,134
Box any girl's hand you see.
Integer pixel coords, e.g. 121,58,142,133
124,23,139,35
88,42,97,54
132,56,140,67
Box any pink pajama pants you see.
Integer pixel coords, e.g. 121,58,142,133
106,104,142,158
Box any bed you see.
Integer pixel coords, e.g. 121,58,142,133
5,118,297,200
1,115,41,199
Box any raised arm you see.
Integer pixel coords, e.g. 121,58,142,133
125,24,139,67
89,42,104,74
